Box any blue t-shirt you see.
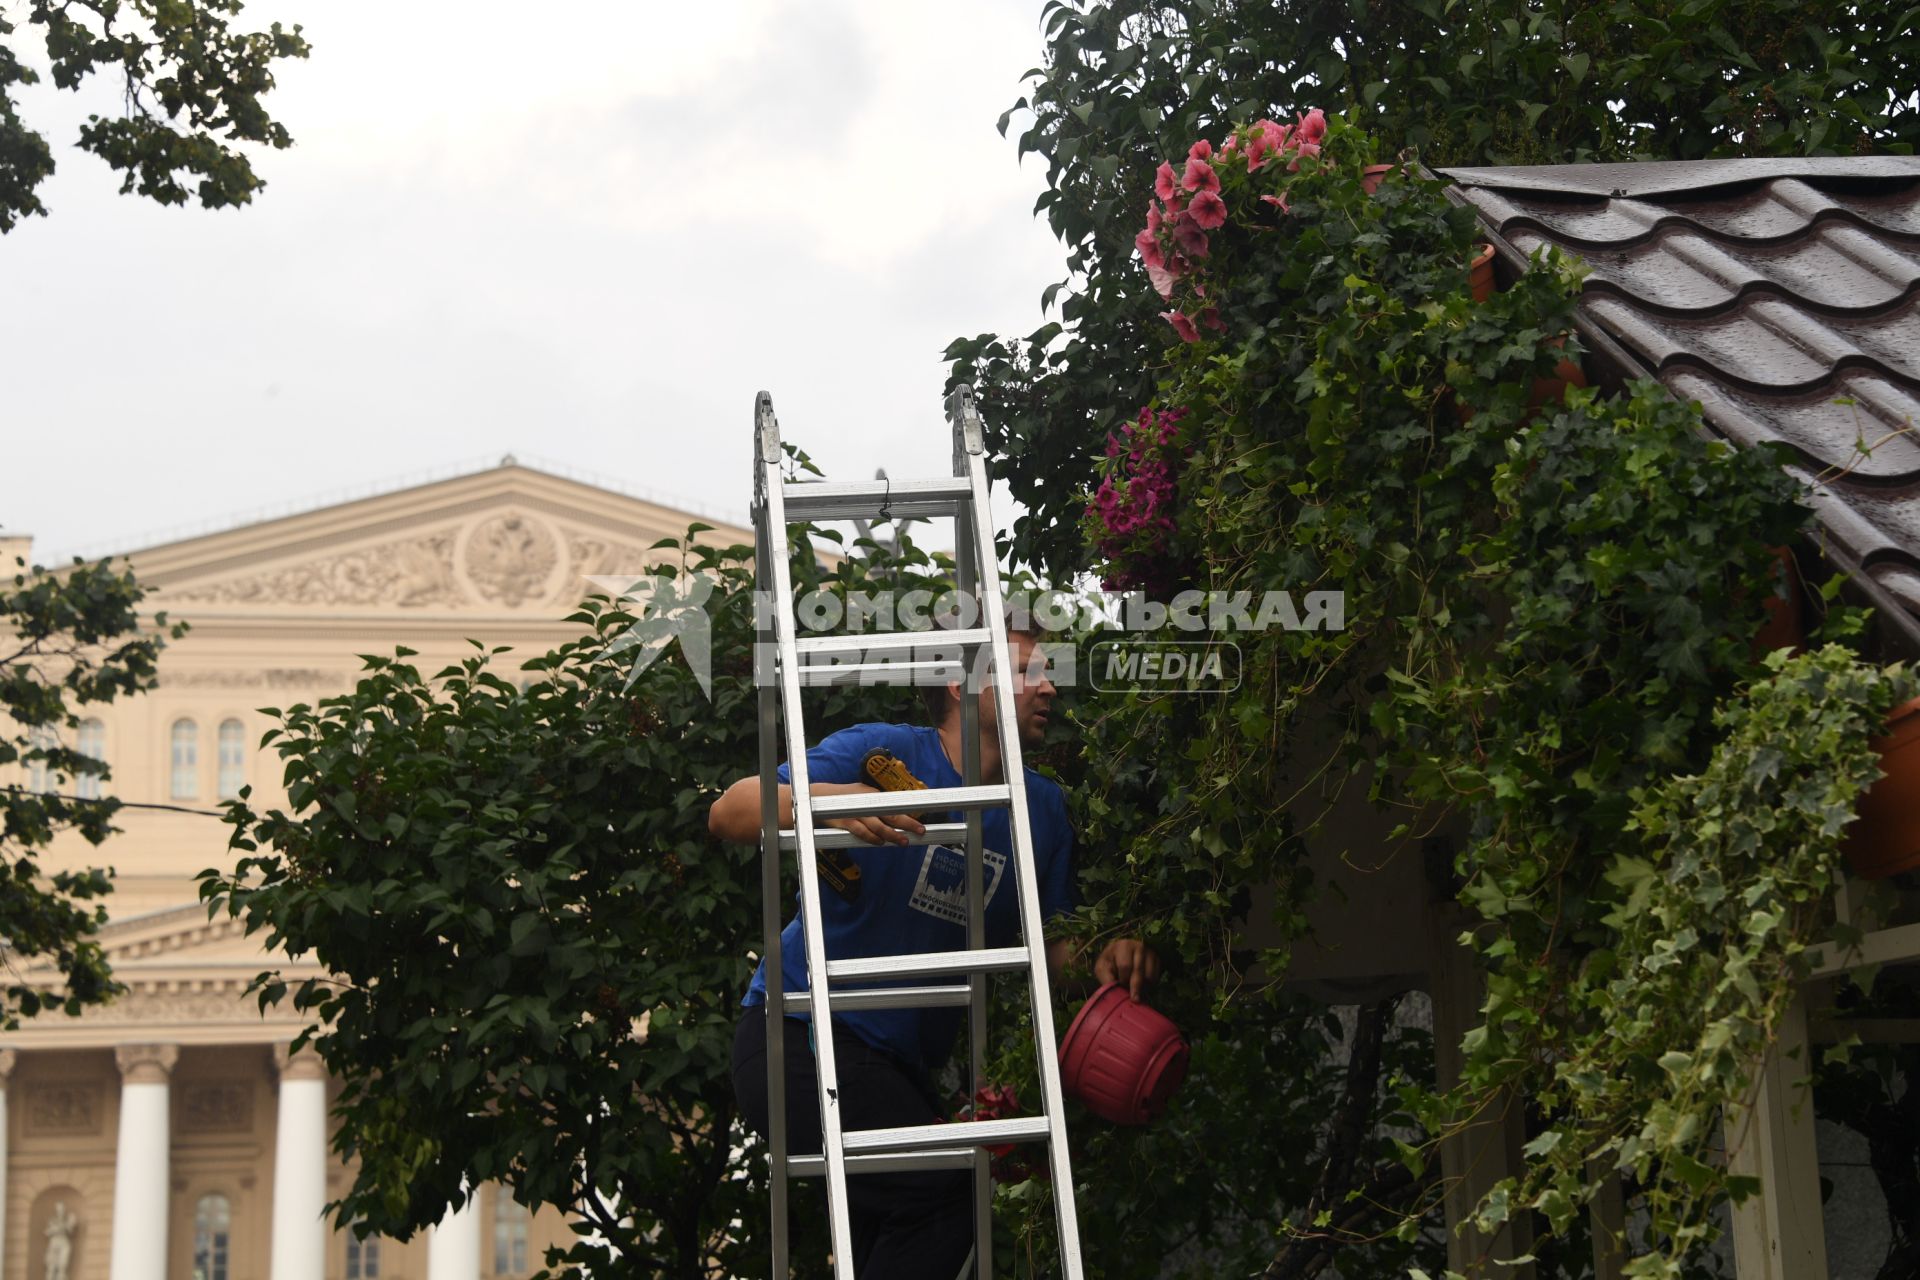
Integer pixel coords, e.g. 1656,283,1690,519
742,722,1076,1070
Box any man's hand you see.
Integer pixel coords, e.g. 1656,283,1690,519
821,783,926,847
1093,938,1161,1002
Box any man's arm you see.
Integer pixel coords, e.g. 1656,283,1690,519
1045,937,1161,1001
707,775,929,846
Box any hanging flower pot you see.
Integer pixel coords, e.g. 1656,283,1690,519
1753,545,1805,656
1843,697,1920,879
1469,241,1495,303
1453,244,1586,422
1361,162,1398,196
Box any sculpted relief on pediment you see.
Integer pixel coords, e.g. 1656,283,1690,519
166,511,671,611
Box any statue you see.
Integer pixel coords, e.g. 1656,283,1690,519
44,1201,78,1280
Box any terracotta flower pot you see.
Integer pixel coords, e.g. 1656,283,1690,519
1469,241,1496,303
1844,698,1920,879
1361,163,1399,196
1059,983,1189,1125
1753,545,1805,656
1452,245,1587,422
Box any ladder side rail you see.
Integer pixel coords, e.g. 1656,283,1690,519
751,453,790,1277
758,410,859,1280
951,385,1087,1280
954,481,993,1279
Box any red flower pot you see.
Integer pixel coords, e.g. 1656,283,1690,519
1362,163,1399,196
1469,242,1496,303
1844,697,1920,879
1058,984,1189,1125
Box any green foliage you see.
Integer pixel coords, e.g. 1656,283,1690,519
947,0,1920,582
1035,109,1899,1275
1,550,184,1027
0,0,308,231
200,514,1005,1278
1512,646,1913,1274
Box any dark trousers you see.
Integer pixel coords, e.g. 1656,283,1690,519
732,1007,973,1280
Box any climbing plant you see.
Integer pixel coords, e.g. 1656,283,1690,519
971,108,1915,1278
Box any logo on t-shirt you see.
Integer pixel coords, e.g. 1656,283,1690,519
908,844,1007,926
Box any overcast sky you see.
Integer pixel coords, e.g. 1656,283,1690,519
1,1,1066,560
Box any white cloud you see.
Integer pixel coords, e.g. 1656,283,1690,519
0,0,1069,559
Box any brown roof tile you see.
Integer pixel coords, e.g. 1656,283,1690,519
1442,158,1920,642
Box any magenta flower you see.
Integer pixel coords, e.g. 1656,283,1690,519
1298,107,1327,144
1188,138,1213,162
1181,156,1220,194
1260,191,1291,215
1287,139,1321,171
1187,188,1228,229
1162,310,1201,343
1146,202,1163,234
1155,162,1179,201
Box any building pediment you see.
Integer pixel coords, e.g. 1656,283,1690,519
122,461,754,616
0,904,324,1047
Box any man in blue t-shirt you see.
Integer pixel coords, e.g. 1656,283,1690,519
709,627,1158,1279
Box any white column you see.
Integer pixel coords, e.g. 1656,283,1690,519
0,1048,16,1280
1727,991,1829,1279
110,1044,179,1280
270,1044,330,1280
1427,906,1535,1279
427,1184,483,1280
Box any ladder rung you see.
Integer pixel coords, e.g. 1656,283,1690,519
783,478,973,522
842,1115,1050,1156
787,1148,979,1177
811,785,1008,820
794,629,992,658
825,947,1029,983
797,659,960,688
779,821,969,852
781,983,973,1013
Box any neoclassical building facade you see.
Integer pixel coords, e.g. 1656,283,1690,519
1,461,753,1280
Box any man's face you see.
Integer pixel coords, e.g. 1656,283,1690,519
974,631,1056,748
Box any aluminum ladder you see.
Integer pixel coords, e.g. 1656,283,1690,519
751,385,1085,1279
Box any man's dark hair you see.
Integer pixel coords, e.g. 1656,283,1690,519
919,605,1041,726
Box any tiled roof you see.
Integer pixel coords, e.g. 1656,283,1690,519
1441,157,1920,644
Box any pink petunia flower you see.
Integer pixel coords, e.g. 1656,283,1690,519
1199,307,1225,332
1287,139,1321,172
1171,216,1210,260
1187,188,1228,229
1188,138,1213,162
1146,259,1179,300
1155,162,1179,202
1246,119,1291,173
1298,107,1327,144
1146,203,1163,233
1182,157,1220,194
1135,227,1167,270
1162,311,1201,343
1260,191,1291,214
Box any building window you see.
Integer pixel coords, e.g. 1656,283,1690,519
26,725,56,793
76,717,106,800
192,1193,231,1280
493,1190,530,1276
346,1224,381,1280
171,718,199,800
217,718,247,800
